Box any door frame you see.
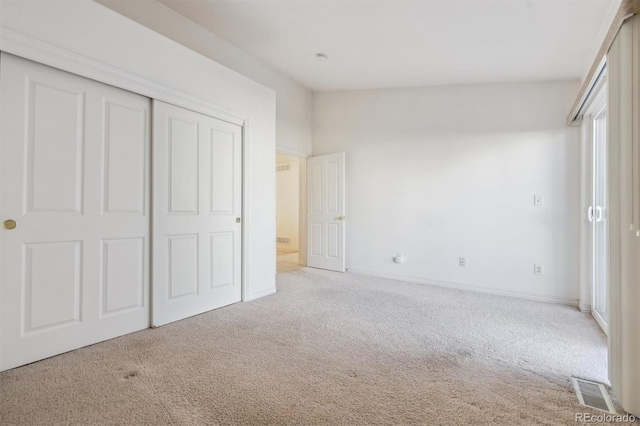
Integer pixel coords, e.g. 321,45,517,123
0,29,253,308
276,147,308,268
579,72,608,330
590,101,608,334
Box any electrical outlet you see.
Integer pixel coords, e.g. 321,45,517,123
534,194,544,206
534,264,544,275
459,257,466,267
393,252,405,263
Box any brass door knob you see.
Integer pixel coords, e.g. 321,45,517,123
3,219,17,230
236,217,241,223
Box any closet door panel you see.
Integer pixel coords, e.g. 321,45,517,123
0,53,150,371
102,101,147,215
152,100,242,327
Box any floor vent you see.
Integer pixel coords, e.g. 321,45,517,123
276,164,291,172
276,237,291,244
572,377,616,414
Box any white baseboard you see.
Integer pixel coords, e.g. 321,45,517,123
578,302,592,313
245,287,277,302
347,268,579,308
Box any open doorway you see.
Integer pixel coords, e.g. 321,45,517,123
276,152,304,272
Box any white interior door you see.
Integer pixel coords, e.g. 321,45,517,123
152,101,242,326
307,153,345,272
0,53,150,371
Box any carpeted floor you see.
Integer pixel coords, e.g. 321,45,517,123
0,267,628,425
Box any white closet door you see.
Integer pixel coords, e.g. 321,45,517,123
307,153,346,272
0,53,150,371
152,101,242,327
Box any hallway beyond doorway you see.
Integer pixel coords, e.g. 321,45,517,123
277,248,301,272
276,152,303,272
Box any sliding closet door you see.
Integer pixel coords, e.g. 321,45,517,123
0,53,150,371
152,101,242,327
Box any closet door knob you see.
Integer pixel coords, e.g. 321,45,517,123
3,219,17,230
236,217,241,223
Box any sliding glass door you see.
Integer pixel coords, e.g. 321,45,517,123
591,105,608,333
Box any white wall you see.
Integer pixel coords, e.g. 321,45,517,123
95,0,312,157
0,0,277,300
313,81,582,303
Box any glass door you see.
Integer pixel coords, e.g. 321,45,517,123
592,105,608,333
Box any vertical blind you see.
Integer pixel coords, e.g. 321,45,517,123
607,13,640,416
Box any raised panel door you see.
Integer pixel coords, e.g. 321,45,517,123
0,53,150,371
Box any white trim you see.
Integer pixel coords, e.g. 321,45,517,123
579,303,592,313
579,116,594,315
592,309,608,336
298,158,308,267
582,71,608,118
0,28,257,310
241,121,251,302
348,268,580,307
276,146,309,159
572,57,607,123
244,287,277,301
0,28,247,126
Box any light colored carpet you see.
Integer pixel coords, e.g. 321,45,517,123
0,267,626,425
